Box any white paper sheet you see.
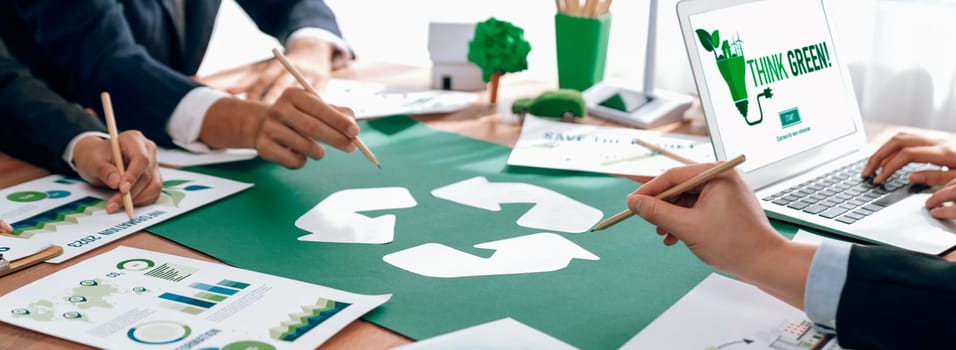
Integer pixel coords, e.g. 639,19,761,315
156,147,257,167
620,273,843,349
322,79,477,119
383,232,599,278
792,229,843,246
0,246,390,350
296,187,417,244
0,235,51,262
432,176,603,233
508,115,715,177
395,317,577,350
0,169,251,263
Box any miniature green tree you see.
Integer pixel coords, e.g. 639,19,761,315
467,17,531,104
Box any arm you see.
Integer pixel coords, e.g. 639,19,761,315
0,39,105,174
11,0,202,147
229,0,352,102
626,163,816,309
835,245,956,349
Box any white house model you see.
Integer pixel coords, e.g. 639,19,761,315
428,22,485,91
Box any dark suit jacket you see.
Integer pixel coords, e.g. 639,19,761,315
836,245,956,349
0,40,105,174
0,0,344,147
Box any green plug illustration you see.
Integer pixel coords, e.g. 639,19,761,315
696,29,753,123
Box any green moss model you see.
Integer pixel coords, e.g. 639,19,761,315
511,89,586,122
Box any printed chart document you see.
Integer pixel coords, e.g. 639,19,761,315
620,273,842,349
0,246,390,350
322,79,477,120
508,115,715,177
156,147,258,167
396,318,577,350
0,169,251,263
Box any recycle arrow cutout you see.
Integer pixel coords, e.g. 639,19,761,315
431,176,603,233
296,187,417,244
296,178,604,278
383,233,599,278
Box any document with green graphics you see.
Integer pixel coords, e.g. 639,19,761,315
0,246,390,349
0,169,251,263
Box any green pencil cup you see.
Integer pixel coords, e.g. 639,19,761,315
555,13,611,91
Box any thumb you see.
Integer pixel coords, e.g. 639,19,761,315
0,220,12,234
910,170,956,186
628,194,693,231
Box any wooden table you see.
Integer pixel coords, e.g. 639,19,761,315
1,61,953,349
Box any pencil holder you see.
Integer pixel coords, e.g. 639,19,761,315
555,13,611,91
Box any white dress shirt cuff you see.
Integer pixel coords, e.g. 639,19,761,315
287,27,352,70
63,131,111,172
167,87,231,153
804,240,853,333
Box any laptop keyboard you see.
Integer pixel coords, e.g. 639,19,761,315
761,159,927,225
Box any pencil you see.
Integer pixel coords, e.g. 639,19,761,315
271,48,381,169
632,137,697,165
566,0,580,16
583,0,598,17
555,0,565,14
100,92,135,220
597,0,613,16
590,154,746,232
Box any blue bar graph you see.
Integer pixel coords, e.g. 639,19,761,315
158,292,215,309
190,282,239,296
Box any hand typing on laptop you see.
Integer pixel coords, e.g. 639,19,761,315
863,132,956,219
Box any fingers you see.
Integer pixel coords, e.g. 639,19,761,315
910,170,956,186
128,167,162,206
261,117,326,160
262,73,297,103
245,60,287,101
117,131,156,194
871,146,953,184
633,163,716,197
627,194,693,235
257,136,310,169
0,220,12,234
95,162,121,190
925,183,956,211
863,132,944,177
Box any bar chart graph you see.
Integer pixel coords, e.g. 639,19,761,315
159,279,249,315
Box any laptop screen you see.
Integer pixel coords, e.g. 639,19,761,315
688,0,859,172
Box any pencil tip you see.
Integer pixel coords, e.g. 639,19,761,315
377,164,382,169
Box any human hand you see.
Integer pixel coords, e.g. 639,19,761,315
626,163,787,276
0,220,11,234
227,38,335,103
72,131,163,213
924,178,956,219
255,88,358,169
863,132,956,185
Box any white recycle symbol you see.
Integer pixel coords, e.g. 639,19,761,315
296,176,603,278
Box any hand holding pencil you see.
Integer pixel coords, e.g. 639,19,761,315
70,94,163,217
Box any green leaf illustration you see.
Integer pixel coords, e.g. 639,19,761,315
695,29,715,52
712,30,721,50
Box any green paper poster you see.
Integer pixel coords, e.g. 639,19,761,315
150,116,796,348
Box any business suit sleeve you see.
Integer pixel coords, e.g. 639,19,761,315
236,0,344,45
11,0,201,147
0,40,105,174
835,245,956,349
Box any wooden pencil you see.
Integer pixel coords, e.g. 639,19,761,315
583,0,599,17
100,92,135,220
566,0,581,16
632,137,697,165
271,48,381,169
597,0,613,16
590,154,746,231
555,0,565,14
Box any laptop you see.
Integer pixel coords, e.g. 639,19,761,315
676,0,956,254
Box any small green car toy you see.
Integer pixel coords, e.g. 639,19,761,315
512,89,587,122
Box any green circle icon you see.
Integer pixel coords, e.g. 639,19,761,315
7,191,47,202
117,258,155,271
223,341,276,350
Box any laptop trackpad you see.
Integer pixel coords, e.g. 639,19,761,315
857,193,956,254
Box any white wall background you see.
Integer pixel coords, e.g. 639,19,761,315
200,0,956,131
